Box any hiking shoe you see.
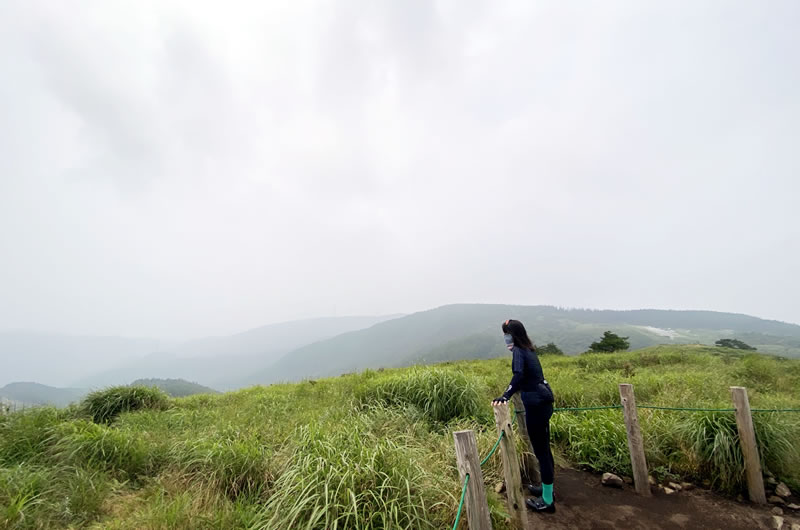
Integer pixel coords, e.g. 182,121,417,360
526,497,556,513
526,484,543,497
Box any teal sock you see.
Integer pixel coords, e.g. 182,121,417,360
542,483,553,505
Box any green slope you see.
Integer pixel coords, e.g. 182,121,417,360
250,304,800,385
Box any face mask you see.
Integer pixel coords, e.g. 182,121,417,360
504,334,514,350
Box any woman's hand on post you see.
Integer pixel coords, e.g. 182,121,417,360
492,396,508,406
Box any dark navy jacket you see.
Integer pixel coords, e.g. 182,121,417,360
502,346,554,405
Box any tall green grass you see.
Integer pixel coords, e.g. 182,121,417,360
545,348,800,492
50,420,160,479
89,479,262,530
0,464,113,528
0,465,50,529
167,435,272,498
253,407,453,529
0,408,70,465
1,346,799,528
551,410,630,473
81,386,170,425
358,368,488,424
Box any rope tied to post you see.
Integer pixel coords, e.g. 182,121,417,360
480,430,504,467
452,473,469,530
554,405,623,412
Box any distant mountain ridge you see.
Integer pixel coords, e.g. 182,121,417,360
72,315,400,389
550,308,800,336
248,304,800,386
6,306,800,393
0,382,87,407
130,378,219,397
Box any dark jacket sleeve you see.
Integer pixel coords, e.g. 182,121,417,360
502,347,525,399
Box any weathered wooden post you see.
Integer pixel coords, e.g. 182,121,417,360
453,430,493,529
493,404,528,529
730,386,767,504
619,383,651,496
511,394,541,484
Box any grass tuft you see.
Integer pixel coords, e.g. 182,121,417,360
51,420,160,479
253,411,453,530
358,367,488,424
0,407,69,465
81,386,170,425
168,435,272,499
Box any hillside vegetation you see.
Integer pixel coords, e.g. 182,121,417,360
248,305,800,387
1,345,799,529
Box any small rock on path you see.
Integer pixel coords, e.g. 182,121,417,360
776,483,792,498
602,472,624,488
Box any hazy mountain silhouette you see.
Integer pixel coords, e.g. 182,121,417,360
249,304,800,385
73,315,400,389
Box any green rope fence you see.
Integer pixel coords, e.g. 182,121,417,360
480,431,504,467
638,405,733,412
452,473,469,530
452,406,514,528
554,405,623,412
551,404,800,413
637,405,800,413
451,400,800,528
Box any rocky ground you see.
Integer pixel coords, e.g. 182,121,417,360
515,467,799,530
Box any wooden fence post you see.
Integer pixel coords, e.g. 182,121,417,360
453,430,493,530
511,394,541,484
730,386,767,504
493,404,528,530
619,383,651,496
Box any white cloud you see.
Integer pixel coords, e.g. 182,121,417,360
1,0,798,338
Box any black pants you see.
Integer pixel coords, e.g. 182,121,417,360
524,400,554,484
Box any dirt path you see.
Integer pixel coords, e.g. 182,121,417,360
523,467,799,530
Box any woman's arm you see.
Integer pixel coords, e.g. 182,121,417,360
494,347,524,403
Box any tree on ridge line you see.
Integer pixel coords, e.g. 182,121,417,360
588,331,630,353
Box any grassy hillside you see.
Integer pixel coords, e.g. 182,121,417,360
0,382,87,407
1,345,798,529
130,379,219,398
253,304,800,386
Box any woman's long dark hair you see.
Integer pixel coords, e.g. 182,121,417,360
502,319,536,351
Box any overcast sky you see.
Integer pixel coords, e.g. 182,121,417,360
1,1,798,339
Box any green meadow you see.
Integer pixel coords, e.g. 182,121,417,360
2,345,799,529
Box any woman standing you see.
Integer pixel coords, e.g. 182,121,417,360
492,319,556,513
